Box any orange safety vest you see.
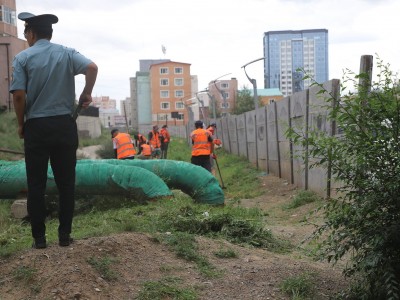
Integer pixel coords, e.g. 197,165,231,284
141,144,152,156
191,128,211,156
160,128,170,143
149,130,161,148
113,133,136,159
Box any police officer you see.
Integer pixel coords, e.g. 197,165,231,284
10,12,98,248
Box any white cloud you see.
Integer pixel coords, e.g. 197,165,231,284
15,0,400,105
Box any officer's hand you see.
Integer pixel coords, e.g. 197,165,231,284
17,125,24,139
78,93,93,108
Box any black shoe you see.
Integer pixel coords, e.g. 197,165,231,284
32,237,47,249
59,234,73,247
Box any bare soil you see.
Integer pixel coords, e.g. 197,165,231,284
0,151,349,299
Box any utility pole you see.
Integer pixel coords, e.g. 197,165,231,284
242,57,266,110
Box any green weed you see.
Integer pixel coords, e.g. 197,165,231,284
284,190,321,210
280,272,315,299
13,265,37,283
154,232,221,279
87,255,119,281
213,248,237,258
137,276,197,300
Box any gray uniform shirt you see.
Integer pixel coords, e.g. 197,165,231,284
9,39,92,120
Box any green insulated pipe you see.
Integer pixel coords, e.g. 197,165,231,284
77,159,225,205
0,159,224,205
0,161,172,201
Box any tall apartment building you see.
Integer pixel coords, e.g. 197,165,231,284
207,78,238,116
149,61,194,125
0,0,27,111
263,29,328,96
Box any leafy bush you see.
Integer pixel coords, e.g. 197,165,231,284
287,58,400,298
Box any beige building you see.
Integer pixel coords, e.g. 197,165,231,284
149,61,196,125
207,78,238,116
0,0,27,111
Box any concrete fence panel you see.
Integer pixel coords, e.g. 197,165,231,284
256,106,268,171
245,111,257,165
290,90,308,190
236,114,247,157
276,98,292,182
266,103,280,176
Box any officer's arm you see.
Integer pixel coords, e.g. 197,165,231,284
12,90,26,139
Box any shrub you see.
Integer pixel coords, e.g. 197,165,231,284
287,57,400,298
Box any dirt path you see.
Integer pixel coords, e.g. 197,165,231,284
0,173,348,299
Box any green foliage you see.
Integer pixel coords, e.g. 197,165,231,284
13,265,37,283
287,58,400,298
154,232,221,278
87,255,119,281
284,190,321,210
280,272,315,299
0,112,24,160
137,276,198,300
233,85,262,115
213,248,238,258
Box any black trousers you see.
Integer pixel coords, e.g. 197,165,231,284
191,155,211,172
24,115,78,239
161,142,169,159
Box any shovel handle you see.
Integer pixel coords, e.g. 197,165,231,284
72,102,83,120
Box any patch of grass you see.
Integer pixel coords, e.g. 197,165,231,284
284,190,321,210
137,276,197,300
13,265,37,283
280,272,316,299
214,248,238,258
154,232,221,279
87,255,119,281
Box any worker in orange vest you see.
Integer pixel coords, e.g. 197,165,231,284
190,120,214,172
134,133,147,154
160,124,171,159
148,125,161,159
139,141,153,160
111,129,136,159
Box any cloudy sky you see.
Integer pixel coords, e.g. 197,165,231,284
16,0,400,108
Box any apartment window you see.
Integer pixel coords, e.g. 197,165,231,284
221,83,229,88
175,101,184,109
174,78,183,86
160,78,169,86
161,102,170,110
174,67,183,74
160,90,169,98
0,6,16,25
269,99,275,104
221,92,229,99
220,102,230,109
160,67,169,74
175,90,184,97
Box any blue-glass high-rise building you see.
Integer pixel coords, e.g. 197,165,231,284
263,29,328,96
